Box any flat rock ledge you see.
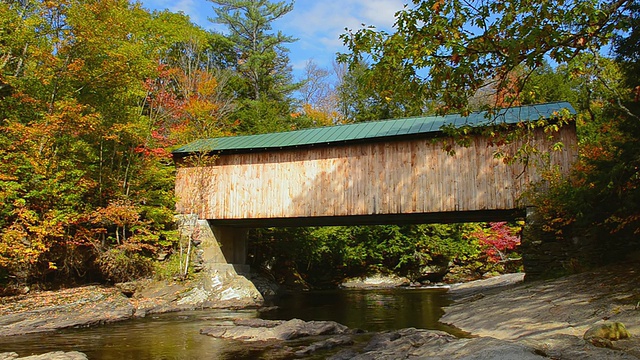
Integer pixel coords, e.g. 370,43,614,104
330,328,547,360
0,286,134,337
441,263,640,360
200,318,356,342
0,268,266,337
0,351,87,360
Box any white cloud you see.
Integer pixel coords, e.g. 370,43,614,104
140,0,406,76
354,0,406,29
274,0,405,69
141,0,211,28
169,0,196,14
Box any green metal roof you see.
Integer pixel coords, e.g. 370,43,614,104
173,102,575,155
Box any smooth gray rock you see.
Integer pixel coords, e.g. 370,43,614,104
340,274,410,289
329,328,546,360
295,335,354,356
0,352,87,360
200,318,352,341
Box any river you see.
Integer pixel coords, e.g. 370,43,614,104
0,287,459,359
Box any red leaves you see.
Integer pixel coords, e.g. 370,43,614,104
472,222,521,263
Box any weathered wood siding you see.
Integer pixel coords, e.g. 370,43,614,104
175,125,577,221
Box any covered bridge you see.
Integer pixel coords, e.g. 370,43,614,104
174,102,577,226
173,102,577,267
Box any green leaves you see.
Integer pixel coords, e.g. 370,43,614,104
340,0,633,113
209,0,297,103
248,223,502,285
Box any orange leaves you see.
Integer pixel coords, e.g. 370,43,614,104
431,0,445,14
0,206,67,268
196,75,219,97
145,63,237,144
92,201,140,229
66,59,85,73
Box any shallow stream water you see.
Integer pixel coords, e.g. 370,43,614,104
0,287,456,359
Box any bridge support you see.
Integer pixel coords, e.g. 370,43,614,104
207,224,250,274
175,215,250,273
174,215,262,307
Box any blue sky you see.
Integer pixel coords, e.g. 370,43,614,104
139,0,406,79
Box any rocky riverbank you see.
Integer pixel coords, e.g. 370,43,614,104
194,263,639,359
1,262,639,359
0,267,269,337
440,262,640,359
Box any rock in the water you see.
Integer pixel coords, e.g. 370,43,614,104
294,335,354,356
349,328,457,359
200,318,352,342
0,352,87,360
340,273,410,289
233,318,284,328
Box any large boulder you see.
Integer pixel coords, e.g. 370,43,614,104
340,273,410,289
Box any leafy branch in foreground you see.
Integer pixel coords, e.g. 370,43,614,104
339,0,633,115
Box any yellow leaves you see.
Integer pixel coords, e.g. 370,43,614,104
43,1,61,9
0,208,65,267
551,141,565,151
92,201,140,228
106,122,144,142
66,58,85,73
185,97,220,117
0,173,18,182
196,76,218,97
301,103,342,126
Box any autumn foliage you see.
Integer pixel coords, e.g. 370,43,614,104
0,0,236,287
471,222,522,263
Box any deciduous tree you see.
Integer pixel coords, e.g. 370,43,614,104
339,0,634,115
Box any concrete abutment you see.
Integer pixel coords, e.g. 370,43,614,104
175,215,261,307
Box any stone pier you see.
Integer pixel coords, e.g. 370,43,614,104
175,215,262,307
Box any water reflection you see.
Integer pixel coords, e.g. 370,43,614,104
0,310,266,360
0,288,455,359
261,287,452,332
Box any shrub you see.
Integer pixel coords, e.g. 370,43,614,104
96,248,153,283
